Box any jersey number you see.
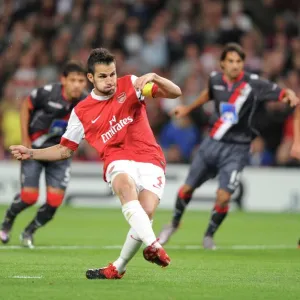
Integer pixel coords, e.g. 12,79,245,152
153,176,163,189
229,170,241,188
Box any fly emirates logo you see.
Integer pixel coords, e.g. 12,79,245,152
101,116,133,143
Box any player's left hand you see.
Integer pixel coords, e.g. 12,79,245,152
282,89,300,107
290,142,300,160
134,73,156,91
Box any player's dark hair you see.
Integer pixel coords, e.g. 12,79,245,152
62,61,86,77
87,48,115,74
220,43,246,61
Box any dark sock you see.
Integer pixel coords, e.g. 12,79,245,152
205,204,229,237
1,194,31,230
172,187,193,228
24,204,57,234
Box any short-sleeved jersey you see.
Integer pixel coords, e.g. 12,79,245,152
60,75,166,181
207,71,285,144
28,83,87,148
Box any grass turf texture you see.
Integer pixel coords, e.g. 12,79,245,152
0,205,299,300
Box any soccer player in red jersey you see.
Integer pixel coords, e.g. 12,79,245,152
10,48,182,279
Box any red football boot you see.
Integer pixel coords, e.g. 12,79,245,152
143,241,171,267
86,263,125,279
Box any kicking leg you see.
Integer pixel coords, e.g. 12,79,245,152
86,175,165,280
86,161,169,280
112,189,158,274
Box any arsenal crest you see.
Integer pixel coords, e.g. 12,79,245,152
117,92,126,103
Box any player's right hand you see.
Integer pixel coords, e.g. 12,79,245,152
9,145,31,161
171,105,190,118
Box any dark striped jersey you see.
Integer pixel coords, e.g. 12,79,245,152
27,83,87,148
208,71,285,144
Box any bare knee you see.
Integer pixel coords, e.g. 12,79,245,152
139,190,159,219
112,173,138,204
142,206,154,219
141,201,157,219
216,189,231,207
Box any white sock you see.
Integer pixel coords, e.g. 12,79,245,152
113,221,154,273
122,200,160,247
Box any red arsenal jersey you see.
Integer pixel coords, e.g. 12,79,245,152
60,75,166,180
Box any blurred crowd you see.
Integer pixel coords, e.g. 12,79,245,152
0,0,300,167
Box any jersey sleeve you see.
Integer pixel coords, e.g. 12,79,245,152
60,109,84,151
208,71,217,100
252,75,285,102
131,75,144,101
28,88,41,109
29,84,54,110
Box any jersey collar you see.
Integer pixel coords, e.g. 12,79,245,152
91,89,115,101
222,71,245,84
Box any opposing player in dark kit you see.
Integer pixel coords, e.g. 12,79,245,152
0,62,87,248
159,43,300,249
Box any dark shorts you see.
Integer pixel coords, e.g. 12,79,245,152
185,137,250,193
21,159,71,190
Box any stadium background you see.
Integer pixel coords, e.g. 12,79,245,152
1,0,300,166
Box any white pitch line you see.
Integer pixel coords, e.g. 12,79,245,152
0,244,297,250
11,276,42,279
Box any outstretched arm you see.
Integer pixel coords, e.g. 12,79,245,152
10,144,74,161
184,89,210,112
255,77,299,107
290,106,300,159
171,88,210,118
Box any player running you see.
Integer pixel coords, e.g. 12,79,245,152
158,43,300,249
9,48,182,278
0,61,87,248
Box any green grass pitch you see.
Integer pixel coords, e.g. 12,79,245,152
0,205,299,300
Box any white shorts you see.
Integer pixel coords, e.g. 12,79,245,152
105,160,165,200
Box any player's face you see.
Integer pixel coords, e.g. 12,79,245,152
222,51,244,80
87,63,117,96
61,72,87,100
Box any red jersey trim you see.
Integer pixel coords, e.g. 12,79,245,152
222,71,245,84
30,129,48,141
278,89,286,101
60,137,79,151
62,113,71,121
210,81,247,138
27,96,34,110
